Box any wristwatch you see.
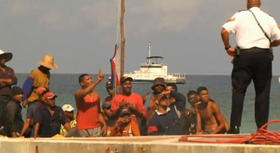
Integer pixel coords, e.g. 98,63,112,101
225,46,231,50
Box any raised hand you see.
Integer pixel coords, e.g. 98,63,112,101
97,69,104,81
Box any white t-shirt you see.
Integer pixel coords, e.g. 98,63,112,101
222,7,280,49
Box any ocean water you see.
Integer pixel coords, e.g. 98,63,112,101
16,74,280,134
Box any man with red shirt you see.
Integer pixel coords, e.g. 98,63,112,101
111,77,147,135
75,70,106,137
111,77,146,116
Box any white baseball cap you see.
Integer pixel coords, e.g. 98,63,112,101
62,104,74,112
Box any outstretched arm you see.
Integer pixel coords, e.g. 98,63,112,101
75,69,104,100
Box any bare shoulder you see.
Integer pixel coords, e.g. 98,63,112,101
74,89,84,101
209,100,221,110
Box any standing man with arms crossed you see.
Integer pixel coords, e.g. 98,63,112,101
75,70,107,137
221,0,280,133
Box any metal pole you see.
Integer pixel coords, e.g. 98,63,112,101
120,0,126,77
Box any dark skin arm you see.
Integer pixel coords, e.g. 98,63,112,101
63,122,71,132
99,108,107,136
221,28,236,56
34,122,40,138
211,103,226,134
194,102,203,134
271,25,280,47
271,39,280,47
75,69,104,102
20,118,32,137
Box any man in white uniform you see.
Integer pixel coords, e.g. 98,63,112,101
221,0,280,133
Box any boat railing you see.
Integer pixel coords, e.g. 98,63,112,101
169,73,187,79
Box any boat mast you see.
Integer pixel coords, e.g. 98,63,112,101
148,41,151,64
120,0,126,77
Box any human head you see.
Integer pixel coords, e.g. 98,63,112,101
158,95,169,108
43,91,57,107
0,50,12,66
78,74,93,88
38,54,58,70
247,0,261,9
102,102,112,117
120,77,133,96
62,104,75,120
118,108,132,125
151,77,166,94
166,83,177,92
187,90,200,107
197,86,209,103
105,79,115,96
11,86,24,102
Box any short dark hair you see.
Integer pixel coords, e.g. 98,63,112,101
197,86,208,94
166,83,177,91
78,74,89,83
187,90,198,98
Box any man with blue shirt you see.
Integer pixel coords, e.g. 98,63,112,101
34,92,70,137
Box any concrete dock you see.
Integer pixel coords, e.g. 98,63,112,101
0,135,280,153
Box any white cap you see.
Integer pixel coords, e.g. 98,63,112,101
62,104,74,112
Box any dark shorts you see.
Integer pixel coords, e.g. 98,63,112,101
26,101,40,119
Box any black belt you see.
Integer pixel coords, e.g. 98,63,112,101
236,47,272,55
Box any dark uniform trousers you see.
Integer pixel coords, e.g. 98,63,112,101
0,96,10,127
231,47,272,129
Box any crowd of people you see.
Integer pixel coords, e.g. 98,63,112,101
0,0,280,138
0,50,230,138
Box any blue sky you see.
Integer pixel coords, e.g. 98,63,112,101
1,0,280,75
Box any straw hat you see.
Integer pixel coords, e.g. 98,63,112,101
38,54,58,69
0,50,13,62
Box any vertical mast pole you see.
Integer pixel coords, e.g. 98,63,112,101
148,41,151,64
120,0,126,77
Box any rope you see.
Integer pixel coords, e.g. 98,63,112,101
179,120,280,145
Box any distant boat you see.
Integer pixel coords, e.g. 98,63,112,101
124,42,186,84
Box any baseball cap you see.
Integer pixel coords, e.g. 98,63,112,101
62,104,74,112
119,108,131,117
105,80,113,89
102,102,111,110
120,76,133,84
43,92,57,100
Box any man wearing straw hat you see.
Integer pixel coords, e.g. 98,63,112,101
21,55,57,137
0,50,17,128
22,54,58,107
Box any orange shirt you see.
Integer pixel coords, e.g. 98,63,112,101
76,92,100,130
111,93,147,117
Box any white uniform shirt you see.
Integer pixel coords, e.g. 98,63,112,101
223,7,280,49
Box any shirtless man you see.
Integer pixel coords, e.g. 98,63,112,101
195,87,228,134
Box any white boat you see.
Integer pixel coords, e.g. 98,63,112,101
124,42,186,84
